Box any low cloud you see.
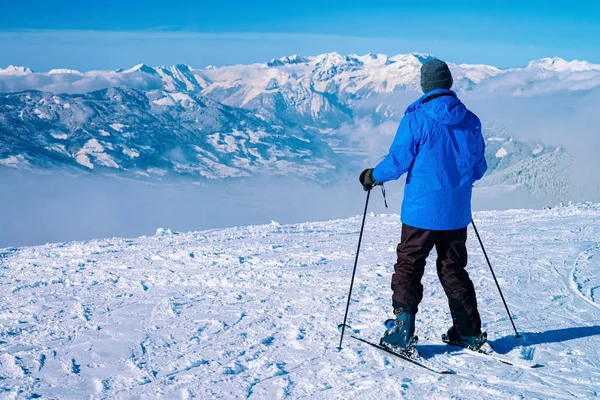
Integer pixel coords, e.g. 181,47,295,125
335,88,600,204
0,169,393,248
0,70,164,94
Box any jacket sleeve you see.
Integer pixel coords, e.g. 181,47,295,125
472,124,487,182
372,115,418,183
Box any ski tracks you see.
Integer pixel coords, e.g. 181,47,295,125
570,243,600,311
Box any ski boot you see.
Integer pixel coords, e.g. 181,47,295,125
442,326,492,353
380,307,418,357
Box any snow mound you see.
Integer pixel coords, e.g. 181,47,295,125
154,227,178,236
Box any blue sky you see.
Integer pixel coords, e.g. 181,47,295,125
1,0,600,71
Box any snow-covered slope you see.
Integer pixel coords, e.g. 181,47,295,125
2,204,600,398
0,88,337,179
478,147,574,200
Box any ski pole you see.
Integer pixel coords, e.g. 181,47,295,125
338,189,371,350
471,219,521,338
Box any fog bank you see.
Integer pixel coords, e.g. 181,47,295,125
1,169,552,248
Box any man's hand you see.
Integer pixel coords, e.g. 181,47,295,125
359,168,378,191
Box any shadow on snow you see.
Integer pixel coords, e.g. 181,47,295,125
490,325,600,355
417,325,600,358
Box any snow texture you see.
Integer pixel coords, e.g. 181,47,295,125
1,204,600,398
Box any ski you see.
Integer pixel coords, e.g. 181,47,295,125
338,324,455,375
440,336,542,369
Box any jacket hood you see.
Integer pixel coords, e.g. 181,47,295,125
405,89,467,125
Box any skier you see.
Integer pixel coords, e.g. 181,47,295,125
359,59,488,353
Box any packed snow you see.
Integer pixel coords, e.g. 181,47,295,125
50,132,68,140
1,204,600,398
109,123,126,132
0,155,28,168
495,148,508,158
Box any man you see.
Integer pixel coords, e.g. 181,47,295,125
359,59,488,353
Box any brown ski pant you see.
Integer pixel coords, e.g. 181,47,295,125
392,224,482,336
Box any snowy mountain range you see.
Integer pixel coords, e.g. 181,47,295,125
4,53,599,97
0,88,336,179
1,52,598,200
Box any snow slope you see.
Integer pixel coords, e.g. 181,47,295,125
2,204,600,398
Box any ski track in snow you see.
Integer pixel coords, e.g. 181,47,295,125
1,204,600,399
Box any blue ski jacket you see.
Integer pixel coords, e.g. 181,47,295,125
373,89,487,230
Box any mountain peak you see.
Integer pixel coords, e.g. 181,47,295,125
353,53,393,66
125,63,157,74
525,57,599,72
316,52,353,61
314,52,363,68
527,57,568,69
267,55,309,67
411,53,437,64
157,64,193,73
0,65,33,75
174,64,193,71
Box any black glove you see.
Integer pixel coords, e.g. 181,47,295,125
359,168,377,191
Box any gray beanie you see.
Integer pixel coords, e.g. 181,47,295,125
420,59,453,93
